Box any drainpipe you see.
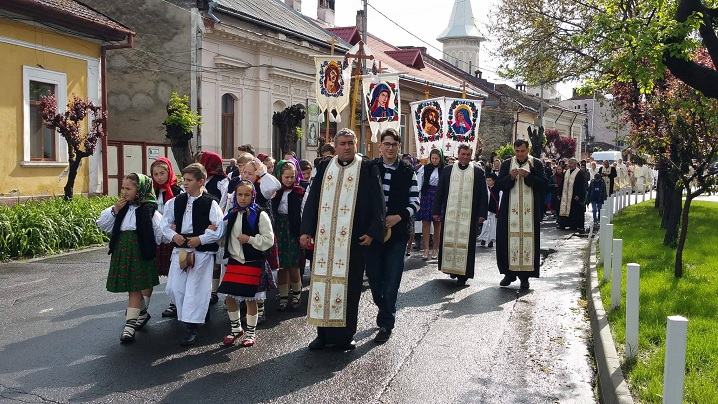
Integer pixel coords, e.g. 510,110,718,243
101,34,134,195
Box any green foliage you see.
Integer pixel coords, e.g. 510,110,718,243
0,196,116,260
495,143,515,160
597,201,718,403
163,92,201,135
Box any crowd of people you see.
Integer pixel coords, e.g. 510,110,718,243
97,129,643,351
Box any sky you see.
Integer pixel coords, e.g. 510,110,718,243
301,0,577,100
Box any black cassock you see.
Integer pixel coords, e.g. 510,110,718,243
557,168,587,230
300,157,385,345
598,166,617,195
495,158,548,278
432,164,488,279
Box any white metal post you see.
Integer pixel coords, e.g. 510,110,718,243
603,224,613,280
663,316,689,404
626,263,640,360
611,239,622,309
608,196,614,222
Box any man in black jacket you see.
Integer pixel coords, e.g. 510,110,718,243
365,129,421,344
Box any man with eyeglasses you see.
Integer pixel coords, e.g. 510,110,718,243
432,144,488,286
364,128,421,344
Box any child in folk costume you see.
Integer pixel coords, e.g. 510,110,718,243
271,160,306,311
234,158,281,323
150,157,184,318
96,173,163,343
220,180,276,346
479,173,501,248
161,163,225,346
197,151,229,306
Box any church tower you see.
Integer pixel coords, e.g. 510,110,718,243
437,0,485,75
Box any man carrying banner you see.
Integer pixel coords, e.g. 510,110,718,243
432,144,488,286
300,129,385,351
495,139,548,289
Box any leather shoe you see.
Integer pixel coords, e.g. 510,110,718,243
209,292,219,305
341,340,357,350
499,275,516,287
520,279,530,289
374,328,392,344
180,327,198,346
161,304,177,318
308,337,326,350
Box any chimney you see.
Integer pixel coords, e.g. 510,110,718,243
285,0,301,12
356,10,365,32
318,0,335,26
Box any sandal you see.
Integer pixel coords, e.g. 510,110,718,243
223,329,244,345
277,297,288,311
161,304,177,318
290,294,301,310
422,251,429,261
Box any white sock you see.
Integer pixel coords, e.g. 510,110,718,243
228,310,242,334
125,307,141,334
278,284,289,298
290,282,302,295
246,313,258,336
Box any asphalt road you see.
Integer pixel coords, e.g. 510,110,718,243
0,219,596,403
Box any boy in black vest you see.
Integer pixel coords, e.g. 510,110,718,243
161,163,225,346
366,129,421,344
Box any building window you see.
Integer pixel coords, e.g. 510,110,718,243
22,66,68,166
221,93,235,159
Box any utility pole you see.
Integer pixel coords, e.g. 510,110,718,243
360,0,368,154
539,82,544,128
583,102,590,160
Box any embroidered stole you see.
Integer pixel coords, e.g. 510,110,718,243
307,156,361,327
508,156,535,272
559,168,580,217
440,163,475,275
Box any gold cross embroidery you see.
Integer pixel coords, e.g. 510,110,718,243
322,203,331,213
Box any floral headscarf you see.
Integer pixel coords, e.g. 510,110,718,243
199,151,227,178
151,157,178,200
135,173,157,206
223,179,260,229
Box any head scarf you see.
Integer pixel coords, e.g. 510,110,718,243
428,148,445,167
135,173,157,206
223,179,260,229
275,158,304,184
151,157,177,201
199,151,226,178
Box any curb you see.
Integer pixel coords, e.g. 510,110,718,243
587,235,634,404
0,244,107,266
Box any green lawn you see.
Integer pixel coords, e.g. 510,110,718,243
597,201,718,404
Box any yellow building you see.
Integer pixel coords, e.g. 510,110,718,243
0,0,133,198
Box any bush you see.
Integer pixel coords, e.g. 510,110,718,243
0,196,116,260
495,143,515,160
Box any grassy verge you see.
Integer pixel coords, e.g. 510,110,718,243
0,196,116,260
597,201,718,403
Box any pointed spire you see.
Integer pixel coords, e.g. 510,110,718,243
437,0,484,41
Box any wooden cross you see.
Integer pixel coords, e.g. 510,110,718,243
328,36,338,56
346,40,375,146
321,203,331,213
340,204,350,214
424,82,431,100
346,40,375,77
461,81,468,99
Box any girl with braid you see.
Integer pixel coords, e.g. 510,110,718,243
97,173,163,343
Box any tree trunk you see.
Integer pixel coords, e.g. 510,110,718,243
63,158,82,200
663,186,682,247
171,141,193,171
674,191,694,278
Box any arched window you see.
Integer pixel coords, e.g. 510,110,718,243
221,94,235,159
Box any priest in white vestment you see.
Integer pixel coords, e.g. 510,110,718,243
432,144,488,286
300,129,385,351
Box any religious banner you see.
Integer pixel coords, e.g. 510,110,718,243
306,101,320,148
363,73,401,143
411,97,483,159
410,97,446,160
314,56,350,118
445,98,482,157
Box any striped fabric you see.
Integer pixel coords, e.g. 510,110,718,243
382,162,421,218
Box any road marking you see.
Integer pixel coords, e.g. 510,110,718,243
39,308,54,313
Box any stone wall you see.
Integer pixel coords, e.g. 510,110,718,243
478,107,516,159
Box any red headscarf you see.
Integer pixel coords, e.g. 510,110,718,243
199,151,227,178
151,157,178,201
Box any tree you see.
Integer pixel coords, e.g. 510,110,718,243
39,95,107,200
612,49,718,277
495,143,515,160
544,129,577,160
163,92,200,171
272,104,306,156
491,0,718,100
